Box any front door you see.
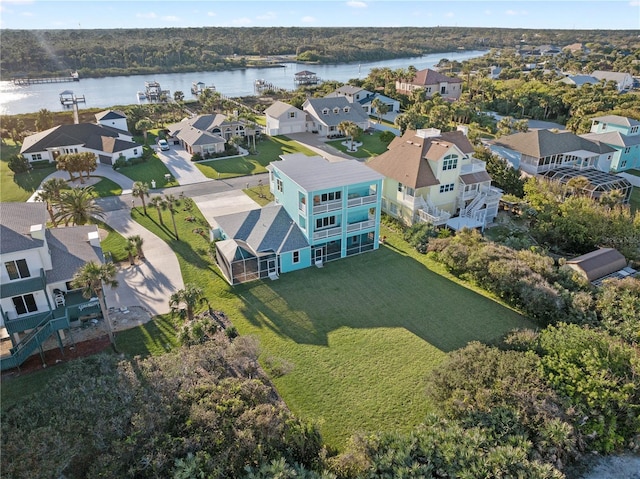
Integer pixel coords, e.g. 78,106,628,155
267,258,277,274
314,247,324,264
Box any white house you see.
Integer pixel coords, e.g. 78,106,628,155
302,97,370,137
0,202,104,371
20,110,142,166
591,70,634,92
264,101,307,136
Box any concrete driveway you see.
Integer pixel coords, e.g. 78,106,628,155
156,146,210,185
103,209,184,316
286,132,353,162
193,190,261,225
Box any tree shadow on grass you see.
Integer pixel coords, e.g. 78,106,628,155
12,167,57,192
236,247,532,353
117,314,179,357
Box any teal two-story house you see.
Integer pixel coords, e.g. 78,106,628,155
213,154,383,284
582,115,640,173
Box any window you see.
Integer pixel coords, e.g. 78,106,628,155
276,179,283,193
315,216,336,229
405,187,415,197
398,182,403,192
32,153,42,161
624,147,631,154
439,183,455,193
289,111,296,118
320,191,341,202
12,294,37,315
5,259,30,280
292,251,300,264
322,108,329,115
333,107,340,114
442,154,458,171
133,149,138,155
343,107,350,113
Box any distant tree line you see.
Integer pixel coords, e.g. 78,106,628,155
1,27,638,78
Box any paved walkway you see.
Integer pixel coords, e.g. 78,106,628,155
286,132,353,162
102,209,184,316
156,146,211,185
27,164,135,202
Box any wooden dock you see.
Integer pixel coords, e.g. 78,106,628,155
13,72,79,86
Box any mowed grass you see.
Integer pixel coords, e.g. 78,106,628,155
630,187,640,214
91,177,122,197
196,135,317,179
0,140,56,202
326,131,391,159
132,200,533,448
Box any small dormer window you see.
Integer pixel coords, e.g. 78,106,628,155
333,107,340,114
322,108,329,115
344,107,350,113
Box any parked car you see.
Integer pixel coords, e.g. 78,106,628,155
158,139,170,151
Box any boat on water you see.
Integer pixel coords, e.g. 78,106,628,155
137,91,146,100
191,81,216,95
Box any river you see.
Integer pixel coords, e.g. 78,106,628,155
0,50,487,115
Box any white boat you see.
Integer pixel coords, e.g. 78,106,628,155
137,91,146,100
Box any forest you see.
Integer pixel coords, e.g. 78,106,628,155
1,26,639,79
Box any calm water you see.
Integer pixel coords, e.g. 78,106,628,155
0,50,487,115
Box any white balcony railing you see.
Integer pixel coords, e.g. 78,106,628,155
416,207,451,226
313,199,342,214
347,194,377,208
346,219,375,233
460,159,487,175
313,226,343,241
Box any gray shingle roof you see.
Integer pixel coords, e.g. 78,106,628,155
273,154,383,191
490,130,615,158
95,110,127,121
215,205,309,254
46,226,104,284
591,115,640,128
581,131,640,148
303,97,369,127
0,202,47,254
20,123,133,154
264,101,302,118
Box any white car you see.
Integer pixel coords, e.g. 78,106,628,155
158,139,170,151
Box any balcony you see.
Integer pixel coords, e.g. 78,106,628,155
313,199,342,214
347,193,377,208
346,219,376,233
416,206,451,226
313,226,342,241
460,159,487,175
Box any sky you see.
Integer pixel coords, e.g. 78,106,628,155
0,0,639,31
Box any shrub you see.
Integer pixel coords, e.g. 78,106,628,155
7,155,31,173
30,160,52,169
112,157,127,170
379,130,396,143
191,152,203,162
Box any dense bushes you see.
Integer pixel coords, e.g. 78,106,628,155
1,339,323,479
7,155,31,173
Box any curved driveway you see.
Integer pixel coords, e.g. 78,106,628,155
103,209,184,316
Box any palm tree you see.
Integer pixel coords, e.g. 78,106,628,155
132,181,150,215
149,195,166,226
164,194,181,240
35,177,68,226
371,97,389,124
169,284,205,322
124,241,136,266
128,234,145,261
135,118,154,144
338,120,361,151
71,261,119,348
54,187,105,226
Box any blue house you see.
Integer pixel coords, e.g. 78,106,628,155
213,154,383,284
581,115,640,172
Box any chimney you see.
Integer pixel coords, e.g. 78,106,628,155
457,125,469,137
30,224,45,240
88,230,100,248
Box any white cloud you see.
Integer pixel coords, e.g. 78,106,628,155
21,11,33,16
136,12,157,19
301,15,315,23
207,11,216,17
2,0,35,4
257,11,277,20
231,17,252,26
162,15,180,22
630,1,640,6
347,1,367,8
444,11,454,18
506,9,529,16
484,9,492,16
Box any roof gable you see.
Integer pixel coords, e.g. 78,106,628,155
410,68,462,86
0,202,48,254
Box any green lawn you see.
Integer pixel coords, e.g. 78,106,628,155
1,194,533,448
91,177,122,197
130,201,533,448
243,187,274,206
0,140,56,202
327,131,390,159
624,169,640,178
96,220,130,263
116,147,179,188
196,135,317,179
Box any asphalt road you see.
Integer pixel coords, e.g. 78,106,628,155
96,172,269,212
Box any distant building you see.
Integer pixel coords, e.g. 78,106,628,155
395,68,463,101
564,248,637,286
581,115,640,172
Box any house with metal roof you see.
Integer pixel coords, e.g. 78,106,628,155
581,115,640,172
395,68,463,100
302,97,370,137
212,154,383,284
0,202,104,371
368,128,502,230
20,112,142,166
590,70,634,92
564,248,637,286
